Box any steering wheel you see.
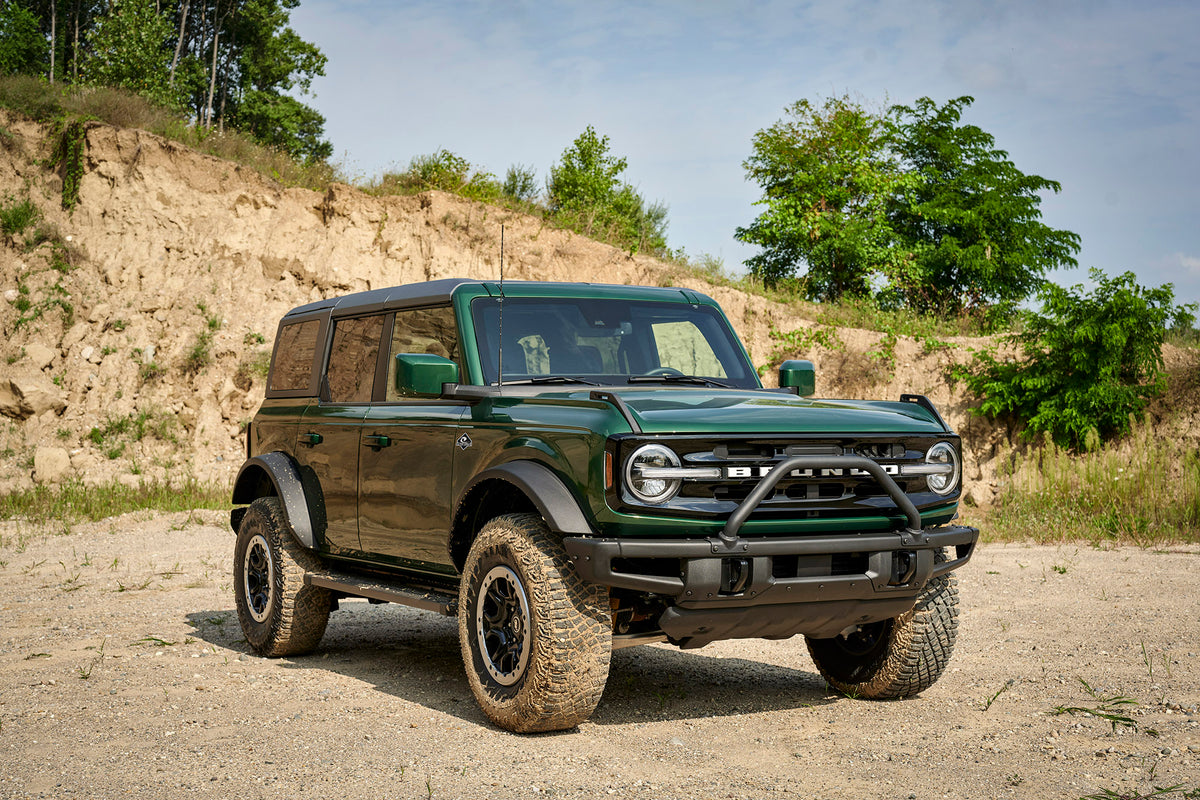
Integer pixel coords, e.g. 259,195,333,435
643,367,684,377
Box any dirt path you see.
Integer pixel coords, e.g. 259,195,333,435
1,511,1197,799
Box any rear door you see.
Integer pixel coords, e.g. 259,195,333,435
296,313,386,555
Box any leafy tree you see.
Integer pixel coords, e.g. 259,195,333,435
887,97,1081,314
736,95,907,301
226,0,330,161
738,95,1080,312
954,270,1196,449
15,0,332,163
236,88,330,161
548,125,668,255
83,0,181,108
547,125,627,217
0,1,47,77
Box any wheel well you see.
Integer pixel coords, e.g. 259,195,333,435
450,478,540,572
232,464,278,504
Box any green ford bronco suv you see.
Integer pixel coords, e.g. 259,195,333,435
230,279,978,732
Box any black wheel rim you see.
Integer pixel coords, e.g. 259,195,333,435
243,534,274,623
835,620,889,658
475,565,531,686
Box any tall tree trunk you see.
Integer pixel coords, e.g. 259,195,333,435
169,0,190,86
217,23,234,133
71,0,79,83
204,26,220,128
48,0,56,83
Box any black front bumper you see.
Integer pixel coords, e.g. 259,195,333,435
563,525,977,645
564,525,977,605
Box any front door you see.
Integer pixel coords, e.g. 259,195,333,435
357,304,467,571
358,403,467,569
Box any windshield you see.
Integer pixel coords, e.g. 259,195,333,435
470,296,759,389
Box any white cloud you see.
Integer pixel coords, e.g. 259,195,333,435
1172,253,1200,276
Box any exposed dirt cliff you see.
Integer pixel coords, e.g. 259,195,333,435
2,111,1196,506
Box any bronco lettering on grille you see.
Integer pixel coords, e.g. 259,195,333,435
725,464,900,479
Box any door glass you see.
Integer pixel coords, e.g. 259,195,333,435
651,320,727,377
385,306,461,400
269,319,320,392
327,315,385,403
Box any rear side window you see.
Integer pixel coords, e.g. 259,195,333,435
326,315,385,403
269,320,320,393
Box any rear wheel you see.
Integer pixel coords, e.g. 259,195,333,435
459,513,611,732
806,552,959,699
233,497,331,657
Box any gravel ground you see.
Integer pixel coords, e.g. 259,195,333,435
1,511,1197,800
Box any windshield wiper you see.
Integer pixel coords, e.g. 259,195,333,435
627,375,732,388
502,375,601,386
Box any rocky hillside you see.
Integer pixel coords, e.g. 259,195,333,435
2,111,1196,506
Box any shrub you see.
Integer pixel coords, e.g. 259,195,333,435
370,149,501,202
954,270,1197,449
0,195,39,237
502,163,539,203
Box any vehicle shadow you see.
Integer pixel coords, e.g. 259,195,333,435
185,601,837,731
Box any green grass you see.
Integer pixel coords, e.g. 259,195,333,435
984,421,1200,545
0,75,337,191
0,479,227,525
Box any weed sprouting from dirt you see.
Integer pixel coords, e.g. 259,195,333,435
1052,677,1139,732
982,679,1013,711
76,640,105,679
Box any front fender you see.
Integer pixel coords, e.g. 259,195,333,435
230,452,318,550
458,460,595,536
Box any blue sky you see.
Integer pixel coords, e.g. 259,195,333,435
289,0,1200,310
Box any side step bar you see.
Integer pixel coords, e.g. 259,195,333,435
305,571,459,616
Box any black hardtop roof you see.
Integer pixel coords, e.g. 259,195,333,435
281,279,714,320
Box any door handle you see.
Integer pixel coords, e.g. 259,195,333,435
364,434,392,449
301,432,323,446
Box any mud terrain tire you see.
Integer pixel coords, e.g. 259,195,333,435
806,551,959,699
459,513,611,732
234,497,331,657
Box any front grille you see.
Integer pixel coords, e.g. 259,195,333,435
614,434,957,524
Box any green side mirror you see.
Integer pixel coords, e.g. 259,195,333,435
779,359,816,397
395,353,459,397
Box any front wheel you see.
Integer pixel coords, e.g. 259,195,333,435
459,513,611,732
806,553,959,699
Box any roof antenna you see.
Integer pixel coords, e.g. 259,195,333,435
497,224,505,392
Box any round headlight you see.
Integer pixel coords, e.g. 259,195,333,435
624,444,681,505
925,441,961,496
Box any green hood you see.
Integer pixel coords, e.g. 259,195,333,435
590,388,946,435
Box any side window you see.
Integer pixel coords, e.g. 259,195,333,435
269,319,320,393
326,315,385,403
651,320,728,378
385,306,460,400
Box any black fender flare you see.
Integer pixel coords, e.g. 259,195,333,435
230,452,318,550
457,460,595,536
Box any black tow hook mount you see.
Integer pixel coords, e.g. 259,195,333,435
890,551,917,586
720,557,752,595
